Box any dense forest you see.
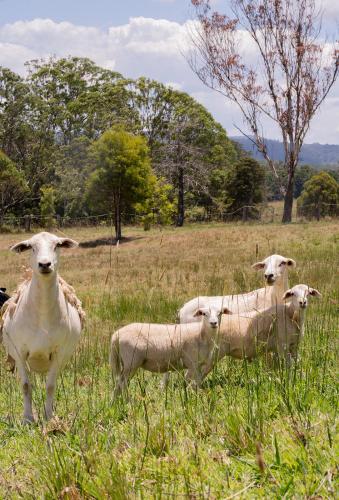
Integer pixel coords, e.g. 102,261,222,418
0,57,338,236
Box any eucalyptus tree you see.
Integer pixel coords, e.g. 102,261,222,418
0,151,28,222
190,0,338,222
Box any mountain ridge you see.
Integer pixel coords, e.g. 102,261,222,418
231,136,339,166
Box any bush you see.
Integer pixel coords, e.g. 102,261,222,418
224,157,265,220
297,171,339,219
185,206,207,222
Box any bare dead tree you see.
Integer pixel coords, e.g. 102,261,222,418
189,0,339,222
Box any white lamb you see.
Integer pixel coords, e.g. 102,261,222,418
1,232,85,422
205,284,321,370
110,306,231,396
179,254,296,323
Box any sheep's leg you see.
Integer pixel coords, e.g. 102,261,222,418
185,368,203,389
113,375,126,398
16,360,34,423
161,373,170,390
114,370,133,398
200,361,213,381
45,364,59,420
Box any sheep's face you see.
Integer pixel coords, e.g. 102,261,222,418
283,284,321,309
11,232,78,277
252,254,296,286
193,306,232,328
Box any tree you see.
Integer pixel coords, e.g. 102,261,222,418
40,186,56,228
190,0,339,222
224,157,265,219
86,128,153,239
297,171,339,219
154,92,237,226
0,68,30,159
26,57,124,144
0,151,28,222
54,136,91,217
294,165,316,198
135,178,175,230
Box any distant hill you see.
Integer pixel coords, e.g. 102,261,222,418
231,136,339,167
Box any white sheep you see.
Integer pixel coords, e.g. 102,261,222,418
110,306,231,396
179,254,296,323
207,284,321,368
1,232,85,422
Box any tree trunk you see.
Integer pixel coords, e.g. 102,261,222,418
282,171,295,223
114,201,122,241
177,167,184,227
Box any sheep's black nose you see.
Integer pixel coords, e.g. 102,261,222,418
39,262,51,269
265,273,274,280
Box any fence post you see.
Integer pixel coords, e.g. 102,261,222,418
242,206,248,222
24,215,31,232
316,203,321,221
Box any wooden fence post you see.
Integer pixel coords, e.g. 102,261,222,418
24,215,31,232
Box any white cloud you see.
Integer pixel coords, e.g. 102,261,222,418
316,0,339,20
0,16,338,144
166,81,183,90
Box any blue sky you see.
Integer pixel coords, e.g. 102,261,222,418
0,0,190,26
0,0,338,144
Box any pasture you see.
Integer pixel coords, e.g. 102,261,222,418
0,221,338,498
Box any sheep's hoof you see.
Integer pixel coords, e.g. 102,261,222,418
22,415,35,425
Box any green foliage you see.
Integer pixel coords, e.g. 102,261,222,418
224,157,265,218
135,178,175,230
297,171,339,218
54,136,91,217
294,164,316,198
86,127,153,238
40,186,56,228
0,58,240,224
0,150,28,220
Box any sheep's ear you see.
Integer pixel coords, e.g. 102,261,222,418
252,261,265,270
57,238,78,249
222,307,232,315
309,288,321,298
286,258,296,268
283,289,294,300
10,240,32,253
193,309,204,317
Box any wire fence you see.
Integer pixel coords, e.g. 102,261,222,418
0,202,338,233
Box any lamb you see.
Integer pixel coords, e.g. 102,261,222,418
110,306,232,396
207,284,321,368
179,254,296,323
1,232,85,422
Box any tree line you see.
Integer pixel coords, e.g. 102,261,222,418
1,56,338,238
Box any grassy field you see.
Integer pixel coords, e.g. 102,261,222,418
0,221,338,498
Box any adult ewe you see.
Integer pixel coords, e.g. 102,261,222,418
110,306,231,396
1,232,85,422
207,284,321,367
179,254,296,323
